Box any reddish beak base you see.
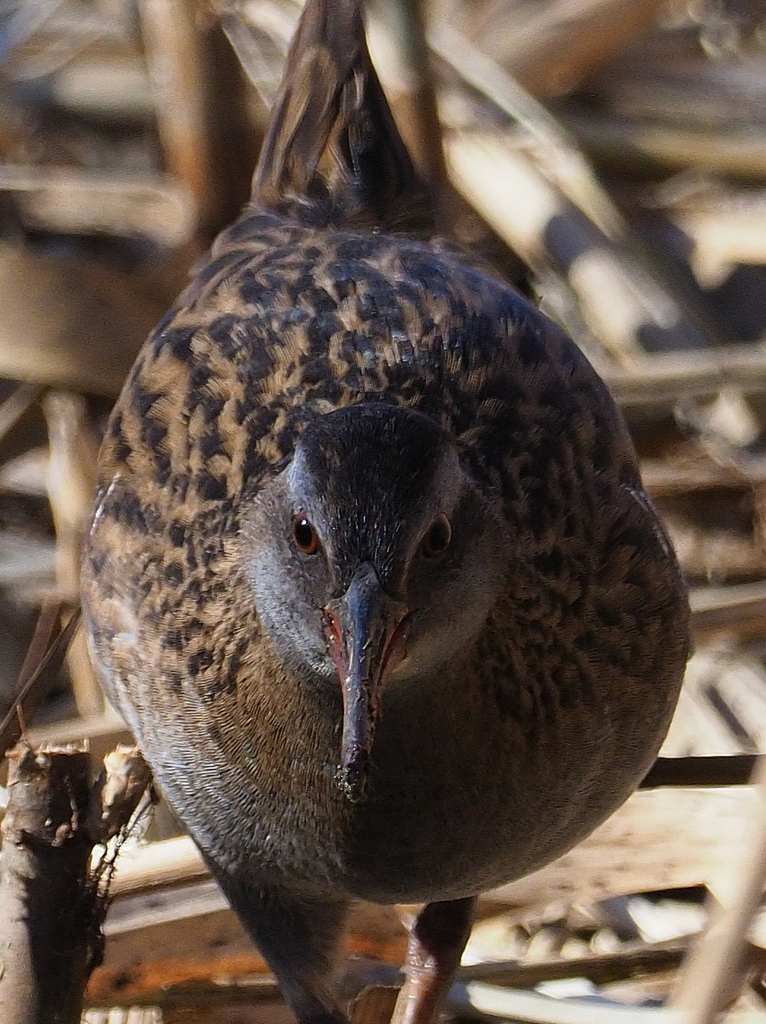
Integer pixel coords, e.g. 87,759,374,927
323,563,408,802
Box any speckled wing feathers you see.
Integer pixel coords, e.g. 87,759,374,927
97,219,639,528
89,222,685,732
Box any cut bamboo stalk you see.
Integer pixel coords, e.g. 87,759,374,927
43,392,103,718
429,22,624,239
564,113,766,181
445,131,711,364
670,755,766,1024
0,167,195,246
368,0,448,222
139,0,219,232
139,0,255,237
43,392,98,603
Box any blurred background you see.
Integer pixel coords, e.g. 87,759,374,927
2,0,766,1021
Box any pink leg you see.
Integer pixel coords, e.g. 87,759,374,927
391,897,476,1024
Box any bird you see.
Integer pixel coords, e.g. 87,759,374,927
81,1,690,1022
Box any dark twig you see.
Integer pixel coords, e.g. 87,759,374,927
0,602,81,759
641,754,758,789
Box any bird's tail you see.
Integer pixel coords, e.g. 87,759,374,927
251,0,433,234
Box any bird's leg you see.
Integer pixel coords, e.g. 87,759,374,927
211,868,349,1024
391,897,477,1024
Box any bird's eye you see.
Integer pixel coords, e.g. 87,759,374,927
292,515,319,555
420,516,452,558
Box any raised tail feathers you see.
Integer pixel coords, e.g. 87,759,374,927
252,0,434,235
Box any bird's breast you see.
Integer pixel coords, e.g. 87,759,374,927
143,648,678,905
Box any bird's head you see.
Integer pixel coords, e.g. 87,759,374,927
246,403,508,801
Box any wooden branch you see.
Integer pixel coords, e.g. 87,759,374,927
85,941,766,1022
0,599,150,1019
640,459,766,497
0,744,95,1024
91,746,155,845
89,877,406,1007
603,346,766,409
471,0,669,97
0,244,166,395
76,755,766,1012
0,714,134,787
86,880,762,1020
488,786,759,914
689,582,766,641
99,782,759,930
89,971,283,1012
351,986,400,1024
457,937,693,988
0,742,153,1024
87,901,704,1014
0,167,195,246
563,112,766,181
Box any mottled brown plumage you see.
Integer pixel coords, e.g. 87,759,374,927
82,2,690,1022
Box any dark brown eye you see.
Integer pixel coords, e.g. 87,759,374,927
292,515,319,555
420,516,452,559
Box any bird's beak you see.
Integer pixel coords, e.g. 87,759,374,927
323,562,408,802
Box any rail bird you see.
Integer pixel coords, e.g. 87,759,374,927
82,2,690,1022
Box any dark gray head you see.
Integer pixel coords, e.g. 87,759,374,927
246,403,508,799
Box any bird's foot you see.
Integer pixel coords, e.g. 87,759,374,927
390,897,476,1024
